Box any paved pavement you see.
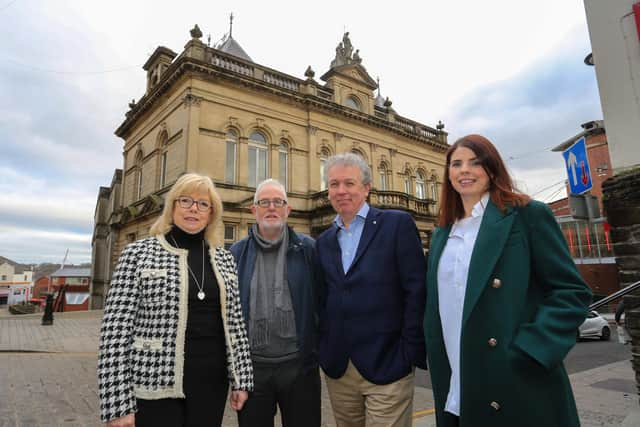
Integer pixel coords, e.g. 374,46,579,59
0,308,637,426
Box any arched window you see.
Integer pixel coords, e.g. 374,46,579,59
379,163,389,190
248,131,268,187
429,175,438,201
225,130,237,184
320,148,330,191
351,149,366,161
158,131,169,188
135,150,144,200
345,96,361,111
279,142,289,190
415,170,426,199
403,170,412,195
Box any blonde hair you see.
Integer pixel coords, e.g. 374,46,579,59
149,173,223,246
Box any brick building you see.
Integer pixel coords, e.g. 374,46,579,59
49,268,91,311
550,120,618,305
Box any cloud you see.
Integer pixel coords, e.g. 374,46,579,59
440,25,602,199
0,225,91,264
0,167,96,233
0,0,601,264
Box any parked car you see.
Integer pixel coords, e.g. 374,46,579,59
578,310,610,340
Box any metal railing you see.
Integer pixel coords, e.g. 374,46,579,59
589,280,640,311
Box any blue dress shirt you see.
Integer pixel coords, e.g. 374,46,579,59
335,203,369,273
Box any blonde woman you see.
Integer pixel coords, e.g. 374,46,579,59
98,173,253,427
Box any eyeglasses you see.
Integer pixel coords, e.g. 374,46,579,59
255,198,287,208
175,196,212,212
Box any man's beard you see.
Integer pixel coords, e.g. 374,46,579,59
258,219,284,234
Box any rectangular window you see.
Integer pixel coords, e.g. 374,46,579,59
320,159,327,191
160,152,167,187
248,147,257,187
224,224,235,241
224,224,236,250
258,149,267,183
225,141,236,184
431,182,438,201
136,170,142,199
279,151,288,189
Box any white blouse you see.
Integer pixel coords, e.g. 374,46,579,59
437,193,489,416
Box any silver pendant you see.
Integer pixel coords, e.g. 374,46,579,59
197,291,205,300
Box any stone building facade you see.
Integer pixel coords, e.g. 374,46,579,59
90,26,449,309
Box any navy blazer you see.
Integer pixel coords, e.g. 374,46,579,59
316,207,427,384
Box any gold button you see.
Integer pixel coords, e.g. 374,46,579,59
488,338,498,347
492,278,502,288
490,401,501,411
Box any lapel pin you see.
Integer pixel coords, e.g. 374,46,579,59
373,220,377,224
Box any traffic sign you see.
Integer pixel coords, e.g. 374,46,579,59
562,136,592,195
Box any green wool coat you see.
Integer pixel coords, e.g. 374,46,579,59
424,200,592,427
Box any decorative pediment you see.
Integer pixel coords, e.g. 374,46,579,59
320,63,377,90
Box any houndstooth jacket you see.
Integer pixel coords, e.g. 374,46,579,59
98,235,253,422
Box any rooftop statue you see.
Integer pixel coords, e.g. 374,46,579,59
330,32,362,68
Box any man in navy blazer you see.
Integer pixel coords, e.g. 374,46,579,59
316,153,427,426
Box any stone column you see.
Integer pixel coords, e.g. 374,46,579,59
602,168,640,403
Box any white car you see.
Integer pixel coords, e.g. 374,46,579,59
578,310,611,340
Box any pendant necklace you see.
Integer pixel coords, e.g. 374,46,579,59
169,235,206,300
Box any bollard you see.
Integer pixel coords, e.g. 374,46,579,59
41,292,54,325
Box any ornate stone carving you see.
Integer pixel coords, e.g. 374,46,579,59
330,32,364,68
437,120,445,130
353,49,362,64
307,125,318,135
190,24,203,39
183,93,202,107
305,66,315,79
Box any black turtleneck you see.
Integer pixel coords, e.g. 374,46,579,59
166,226,226,365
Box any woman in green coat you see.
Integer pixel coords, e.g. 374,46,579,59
424,134,592,427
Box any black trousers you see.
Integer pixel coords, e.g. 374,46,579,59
238,358,321,427
442,411,460,427
136,351,229,427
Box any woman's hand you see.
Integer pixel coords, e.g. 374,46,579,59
106,413,134,427
230,390,249,411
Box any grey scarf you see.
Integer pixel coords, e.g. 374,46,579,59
249,225,296,349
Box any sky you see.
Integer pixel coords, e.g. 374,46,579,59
0,0,603,264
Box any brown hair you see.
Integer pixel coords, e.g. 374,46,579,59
438,134,530,226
